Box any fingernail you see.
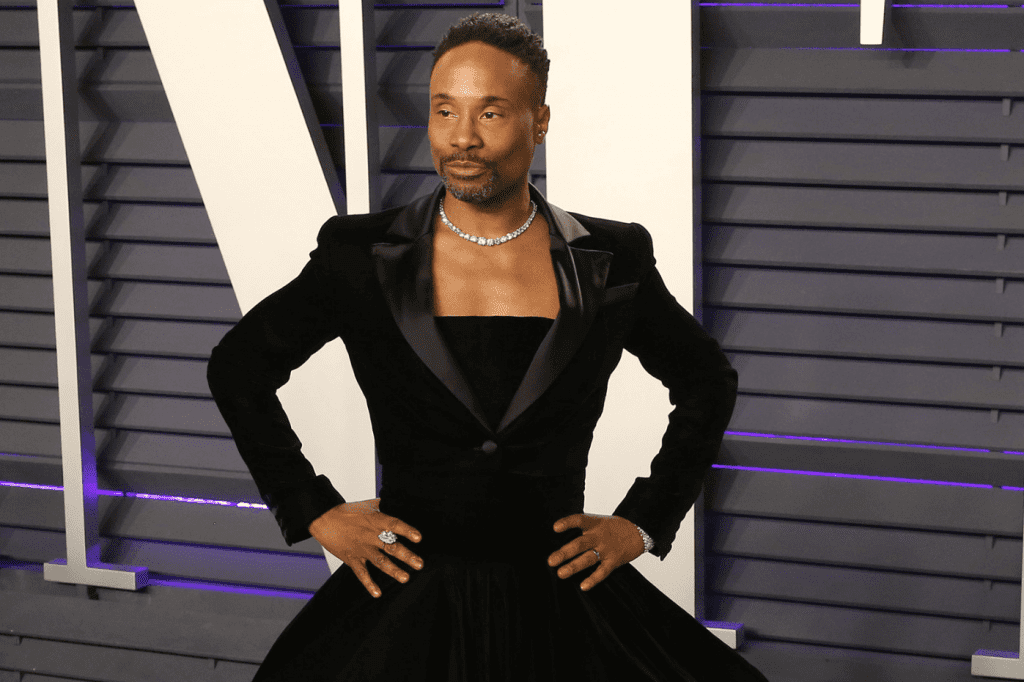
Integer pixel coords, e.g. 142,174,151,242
373,589,381,597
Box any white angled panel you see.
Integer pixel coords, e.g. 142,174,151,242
860,0,885,45
135,1,374,573
545,0,698,615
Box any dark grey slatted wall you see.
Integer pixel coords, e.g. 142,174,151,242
3,2,1021,681
699,3,1024,679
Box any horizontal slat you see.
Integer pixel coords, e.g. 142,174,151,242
1,452,259,502
706,266,1024,323
705,227,1024,278
709,556,1019,621
0,584,287,669
0,276,240,322
741,639,978,682
1,527,328,592
703,183,1024,235
703,48,1024,97
719,436,1024,489
0,7,149,49
0,120,188,164
0,385,229,436
0,425,242,471
0,348,212,396
0,237,230,283
0,48,162,86
1,162,200,202
0,201,217,243
700,7,1024,49
706,310,1024,367
703,95,1024,144
707,514,1022,581
706,468,1024,536
704,138,1024,190
0,484,321,554
730,394,1023,451
0,50,171,121
708,594,1017,658
0,633,259,681
728,353,1024,411
0,312,230,358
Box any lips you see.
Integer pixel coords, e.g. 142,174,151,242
446,163,486,177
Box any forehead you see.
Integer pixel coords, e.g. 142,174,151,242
430,41,533,102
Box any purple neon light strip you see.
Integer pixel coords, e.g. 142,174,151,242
712,463,995,488
0,480,267,509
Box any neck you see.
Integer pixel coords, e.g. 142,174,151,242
440,182,534,240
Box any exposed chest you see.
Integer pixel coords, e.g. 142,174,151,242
431,213,560,319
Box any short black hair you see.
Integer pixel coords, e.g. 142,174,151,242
432,12,549,107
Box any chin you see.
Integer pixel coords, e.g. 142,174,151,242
440,171,501,205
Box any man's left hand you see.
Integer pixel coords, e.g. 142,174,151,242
547,513,646,591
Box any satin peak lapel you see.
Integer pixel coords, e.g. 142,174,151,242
370,183,612,436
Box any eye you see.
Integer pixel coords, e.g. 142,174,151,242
437,109,454,118
482,111,500,119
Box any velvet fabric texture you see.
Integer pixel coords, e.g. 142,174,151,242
207,183,766,680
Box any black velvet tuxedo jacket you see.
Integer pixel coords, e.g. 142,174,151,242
206,182,737,562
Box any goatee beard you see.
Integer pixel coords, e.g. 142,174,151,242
439,167,500,204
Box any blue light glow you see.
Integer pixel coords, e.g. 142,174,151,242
712,464,994,488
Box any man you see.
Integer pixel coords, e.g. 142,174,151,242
208,12,767,681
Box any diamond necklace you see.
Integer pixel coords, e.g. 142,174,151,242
439,196,538,247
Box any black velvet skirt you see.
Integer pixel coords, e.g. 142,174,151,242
251,474,770,682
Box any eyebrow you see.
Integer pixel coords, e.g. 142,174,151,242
431,94,512,104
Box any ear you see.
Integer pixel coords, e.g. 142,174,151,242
536,103,551,139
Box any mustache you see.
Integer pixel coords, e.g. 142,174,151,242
441,155,492,167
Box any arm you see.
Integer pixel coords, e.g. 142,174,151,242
206,221,349,546
611,223,738,561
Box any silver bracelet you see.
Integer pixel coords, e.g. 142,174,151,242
635,525,655,553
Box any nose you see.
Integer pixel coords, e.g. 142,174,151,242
451,114,482,150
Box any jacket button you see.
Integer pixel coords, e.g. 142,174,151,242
480,440,498,454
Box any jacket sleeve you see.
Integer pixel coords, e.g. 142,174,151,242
611,222,738,561
206,220,349,546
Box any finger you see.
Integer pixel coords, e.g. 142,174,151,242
370,550,412,584
555,549,601,579
581,563,612,591
382,540,425,571
548,537,588,567
352,565,382,598
390,518,422,543
552,514,583,533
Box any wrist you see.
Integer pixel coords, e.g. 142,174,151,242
634,524,654,553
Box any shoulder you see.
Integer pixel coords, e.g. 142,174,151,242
565,210,655,272
308,206,405,275
315,207,406,249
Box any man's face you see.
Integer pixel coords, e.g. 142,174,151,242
429,40,548,205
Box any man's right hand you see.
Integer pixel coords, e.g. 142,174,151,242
308,498,425,598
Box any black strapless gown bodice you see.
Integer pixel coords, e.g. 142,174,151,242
252,317,769,682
